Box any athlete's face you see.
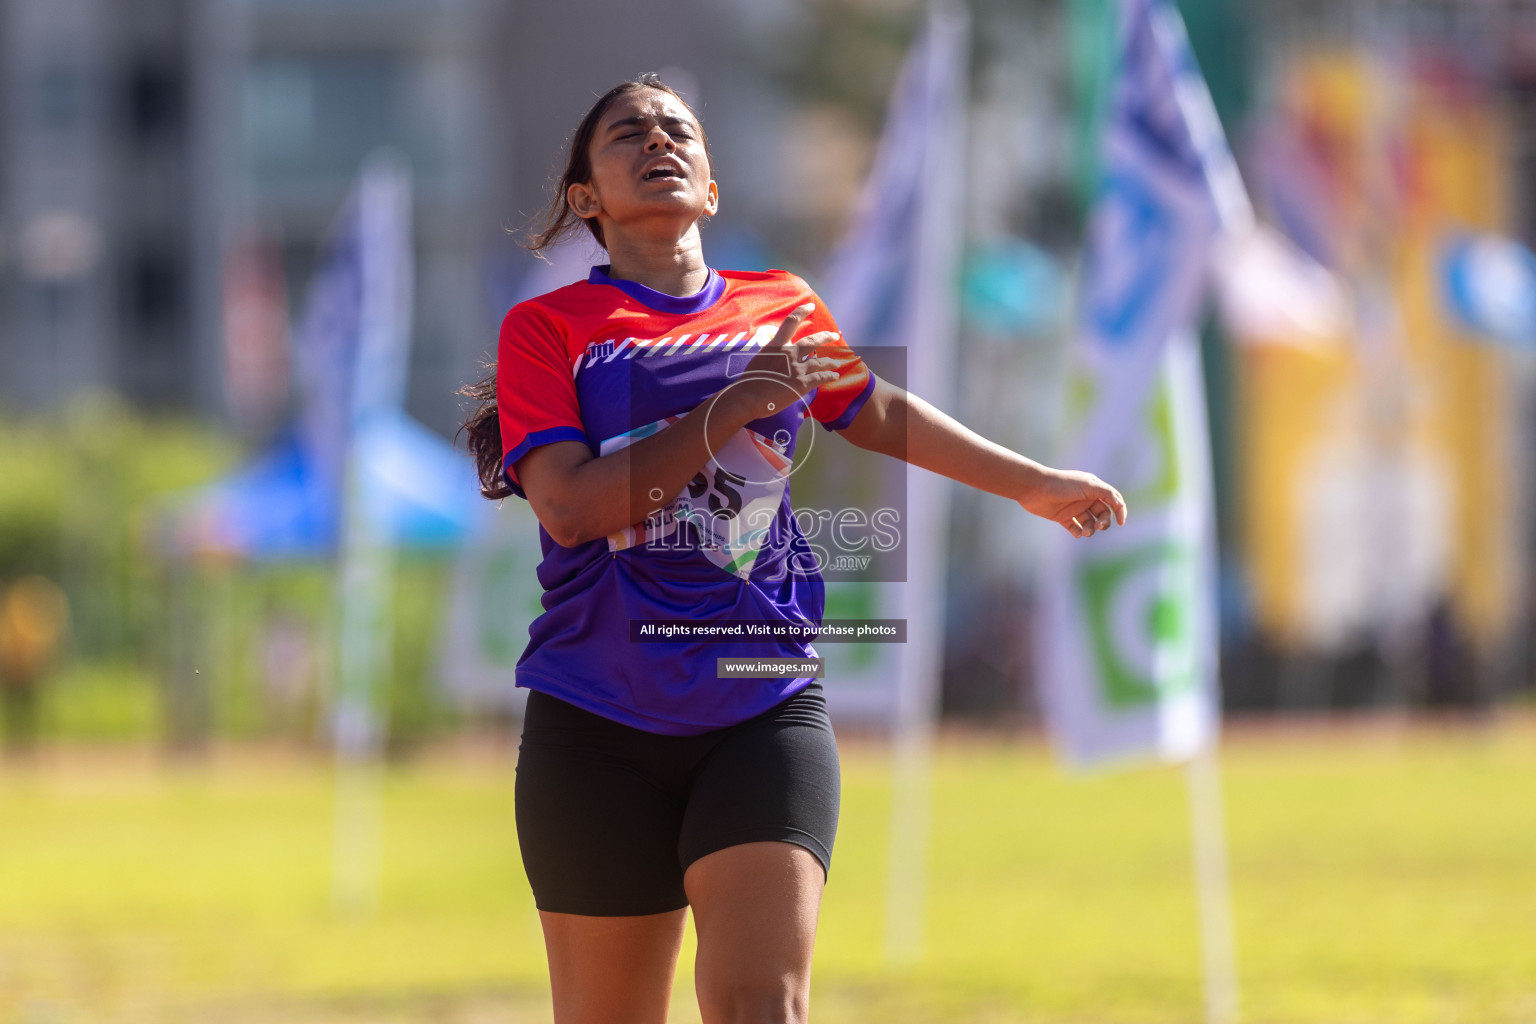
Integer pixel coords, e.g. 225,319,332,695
567,88,717,238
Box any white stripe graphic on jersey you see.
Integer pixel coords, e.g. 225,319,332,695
578,326,777,378
623,337,659,360
724,326,774,351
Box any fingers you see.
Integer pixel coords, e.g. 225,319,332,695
1071,480,1128,539
1074,507,1101,538
739,324,838,387
1100,484,1128,526
1064,514,1096,539
800,354,842,372
771,303,816,347
1065,498,1120,539
1040,471,1128,539
791,332,840,358
739,328,842,397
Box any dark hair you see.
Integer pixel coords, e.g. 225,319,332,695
457,364,509,499
460,73,709,500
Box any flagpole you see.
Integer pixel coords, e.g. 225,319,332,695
876,0,968,965
811,0,967,964
1187,742,1239,1024
1158,3,1244,1014
326,151,414,915
883,697,935,961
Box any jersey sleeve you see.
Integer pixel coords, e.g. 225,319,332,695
496,303,590,499
803,292,878,431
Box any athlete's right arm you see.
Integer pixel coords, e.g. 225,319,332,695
515,304,841,548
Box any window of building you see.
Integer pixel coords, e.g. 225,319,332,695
241,52,448,190
123,59,184,145
123,243,183,339
33,63,85,131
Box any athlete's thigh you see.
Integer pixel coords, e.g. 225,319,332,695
539,907,688,1024
684,841,824,1024
678,687,839,1023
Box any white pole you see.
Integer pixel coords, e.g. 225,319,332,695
880,0,968,965
1186,743,1239,1024
328,153,413,916
883,703,935,962
332,755,385,915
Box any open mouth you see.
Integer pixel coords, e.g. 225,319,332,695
643,164,685,182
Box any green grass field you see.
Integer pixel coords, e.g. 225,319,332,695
1,716,1533,1024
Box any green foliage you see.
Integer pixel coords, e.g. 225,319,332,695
0,419,69,580
0,406,466,750
0,397,240,652
38,660,162,742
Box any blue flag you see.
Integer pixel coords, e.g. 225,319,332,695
1037,0,1238,766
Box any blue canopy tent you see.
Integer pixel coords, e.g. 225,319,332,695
160,411,489,561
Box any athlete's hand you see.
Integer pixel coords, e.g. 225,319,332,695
1019,467,1128,539
725,303,843,421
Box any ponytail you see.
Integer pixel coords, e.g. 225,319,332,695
456,368,512,500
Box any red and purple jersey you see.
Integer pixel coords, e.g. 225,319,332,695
496,265,876,734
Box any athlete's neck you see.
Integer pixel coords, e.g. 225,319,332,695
600,225,710,298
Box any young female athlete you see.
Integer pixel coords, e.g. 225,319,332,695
461,74,1126,1024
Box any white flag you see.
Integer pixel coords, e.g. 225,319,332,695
817,5,967,734
330,151,414,759
816,4,968,961
1037,0,1228,767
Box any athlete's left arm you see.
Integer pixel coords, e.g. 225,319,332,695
836,377,1128,539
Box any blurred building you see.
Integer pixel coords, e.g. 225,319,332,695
0,0,195,407
0,0,795,437
215,0,500,437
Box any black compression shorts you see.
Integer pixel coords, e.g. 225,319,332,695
514,682,841,917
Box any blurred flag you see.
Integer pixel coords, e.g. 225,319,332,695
1212,224,1351,346
817,3,967,962
313,150,415,915
292,180,368,500
1043,10,1245,1017
1036,0,1228,767
818,4,966,737
330,150,413,762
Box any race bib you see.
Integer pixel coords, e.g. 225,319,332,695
600,416,791,579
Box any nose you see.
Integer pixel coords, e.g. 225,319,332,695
643,125,675,152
